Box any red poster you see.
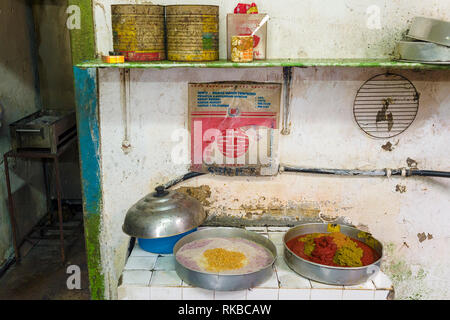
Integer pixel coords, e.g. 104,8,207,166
189,82,281,176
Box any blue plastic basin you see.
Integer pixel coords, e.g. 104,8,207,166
137,228,197,254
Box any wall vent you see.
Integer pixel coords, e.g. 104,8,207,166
353,73,419,138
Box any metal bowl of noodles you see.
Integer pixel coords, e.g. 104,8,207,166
283,223,383,286
173,227,277,291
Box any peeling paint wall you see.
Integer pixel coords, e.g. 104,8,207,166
93,1,450,299
97,67,449,300
0,0,47,267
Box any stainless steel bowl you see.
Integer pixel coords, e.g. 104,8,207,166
283,223,383,286
394,40,450,63
407,16,450,47
173,227,277,291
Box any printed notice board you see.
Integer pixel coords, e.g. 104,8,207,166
188,82,281,176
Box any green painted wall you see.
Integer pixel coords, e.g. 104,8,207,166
67,0,103,299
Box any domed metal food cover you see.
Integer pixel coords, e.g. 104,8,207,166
123,186,206,239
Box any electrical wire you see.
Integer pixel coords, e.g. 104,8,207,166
163,171,206,190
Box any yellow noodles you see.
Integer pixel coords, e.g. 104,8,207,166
202,248,247,272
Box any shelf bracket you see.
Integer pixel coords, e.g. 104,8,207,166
281,66,293,135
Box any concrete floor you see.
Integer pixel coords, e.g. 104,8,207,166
0,211,90,300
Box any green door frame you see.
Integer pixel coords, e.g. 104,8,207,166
68,0,105,300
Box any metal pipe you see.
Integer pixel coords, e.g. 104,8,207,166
281,66,293,135
0,256,15,279
282,165,386,176
121,68,131,153
3,154,20,262
161,167,450,190
281,165,450,178
53,157,66,263
409,170,450,178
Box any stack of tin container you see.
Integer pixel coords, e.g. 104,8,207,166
111,4,219,62
166,5,219,61
112,5,166,61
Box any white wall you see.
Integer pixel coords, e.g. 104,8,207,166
93,0,450,299
98,67,449,299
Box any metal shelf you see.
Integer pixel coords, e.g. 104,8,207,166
76,58,450,70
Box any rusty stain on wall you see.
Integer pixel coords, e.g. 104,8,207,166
417,232,433,242
417,232,426,242
407,157,418,168
175,185,212,206
356,223,370,232
381,140,399,152
237,202,321,218
396,184,407,193
174,183,354,227
381,141,393,152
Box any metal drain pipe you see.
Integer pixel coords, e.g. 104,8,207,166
408,170,450,178
281,165,450,178
158,166,450,193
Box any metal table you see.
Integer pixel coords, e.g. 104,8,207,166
3,135,78,263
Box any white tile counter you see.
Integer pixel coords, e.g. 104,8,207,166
118,227,394,300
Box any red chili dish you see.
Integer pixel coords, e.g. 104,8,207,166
286,232,380,268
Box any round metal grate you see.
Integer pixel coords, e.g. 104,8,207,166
353,73,419,138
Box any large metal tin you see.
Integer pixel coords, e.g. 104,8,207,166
407,17,450,47
283,223,383,286
173,227,277,291
394,40,450,63
166,5,219,61
111,5,165,61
